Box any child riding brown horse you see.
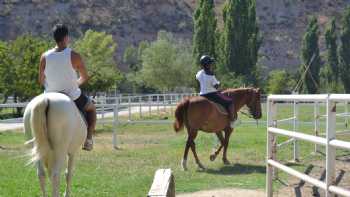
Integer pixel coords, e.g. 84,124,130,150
174,88,262,170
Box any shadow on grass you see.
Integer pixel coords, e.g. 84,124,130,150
204,163,266,175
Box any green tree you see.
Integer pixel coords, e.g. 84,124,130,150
9,35,50,102
118,41,152,94
267,70,295,94
221,0,261,84
74,30,122,95
300,17,321,94
137,41,149,67
0,40,13,103
193,0,217,66
138,31,194,92
123,45,139,72
339,7,350,93
321,18,339,92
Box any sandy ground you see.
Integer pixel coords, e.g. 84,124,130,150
177,155,350,197
177,188,266,197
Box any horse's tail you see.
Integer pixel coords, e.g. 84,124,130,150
174,98,190,132
29,96,52,165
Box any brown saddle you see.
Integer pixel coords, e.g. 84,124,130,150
208,100,228,115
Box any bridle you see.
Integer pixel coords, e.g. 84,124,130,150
240,89,261,126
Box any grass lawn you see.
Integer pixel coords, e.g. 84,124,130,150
0,104,349,196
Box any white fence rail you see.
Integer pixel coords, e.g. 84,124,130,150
266,94,350,197
0,93,198,148
1,92,268,149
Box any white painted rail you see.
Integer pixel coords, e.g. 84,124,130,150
268,127,327,146
267,94,350,197
0,93,197,149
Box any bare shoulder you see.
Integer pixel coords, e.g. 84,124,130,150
40,53,46,63
71,50,82,60
70,50,84,68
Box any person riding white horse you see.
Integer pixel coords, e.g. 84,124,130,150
24,92,87,197
23,23,98,197
38,24,96,151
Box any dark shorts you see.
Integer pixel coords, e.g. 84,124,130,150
74,93,91,121
202,91,232,109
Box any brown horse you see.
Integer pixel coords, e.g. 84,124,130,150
173,88,262,170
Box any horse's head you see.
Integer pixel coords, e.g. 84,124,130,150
246,88,262,119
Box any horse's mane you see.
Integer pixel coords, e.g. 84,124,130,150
222,87,254,96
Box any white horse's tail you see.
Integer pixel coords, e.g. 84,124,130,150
30,96,52,165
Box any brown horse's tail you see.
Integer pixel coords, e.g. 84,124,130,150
174,98,190,132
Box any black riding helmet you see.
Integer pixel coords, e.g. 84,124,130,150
200,55,215,66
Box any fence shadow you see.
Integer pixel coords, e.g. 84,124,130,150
204,163,266,175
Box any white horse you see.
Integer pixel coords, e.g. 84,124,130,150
24,92,87,197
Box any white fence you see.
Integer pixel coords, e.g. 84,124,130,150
266,94,350,197
0,93,198,149
1,92,268,149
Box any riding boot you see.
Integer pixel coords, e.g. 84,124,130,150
227,103,239,128
227,103,236,121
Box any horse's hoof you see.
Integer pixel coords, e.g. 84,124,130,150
223,159,231,165
181,159,187,171
210,154,216,161
198,166,206,171
197,163,206,171
197,167,205,172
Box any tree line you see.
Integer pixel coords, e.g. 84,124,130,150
192,0,350,94
0,30,124,105
0,29,196,105
267,7,350,94
2,0,350,105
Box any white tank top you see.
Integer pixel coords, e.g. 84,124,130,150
43,47,81,100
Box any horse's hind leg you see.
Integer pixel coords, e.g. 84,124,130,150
181,131,192,171
50,155,65,197
37,160,47,197
188,130,205,170
210,132,225,161
64,154,75,197
222,127,233,165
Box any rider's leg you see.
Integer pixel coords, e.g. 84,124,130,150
228,102,237,121
82,102,96,151
214,92,235,120
85,102,96,140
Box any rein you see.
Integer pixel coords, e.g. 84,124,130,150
240,110,252,118
240,110,259,127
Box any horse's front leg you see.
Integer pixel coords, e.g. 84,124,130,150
37,160,47,197
222,127,233,165
188,130,205,170
64,154,75,197
210,131,225,161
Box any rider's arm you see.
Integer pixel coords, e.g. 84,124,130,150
214,83,220,90
195,71,201,92
71,51,89,86
38,54,46,86
212,76,220,90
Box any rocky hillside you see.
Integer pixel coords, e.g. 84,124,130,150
1,0,350,72
0,0,193,71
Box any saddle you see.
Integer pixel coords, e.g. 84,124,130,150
208,100,228,115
